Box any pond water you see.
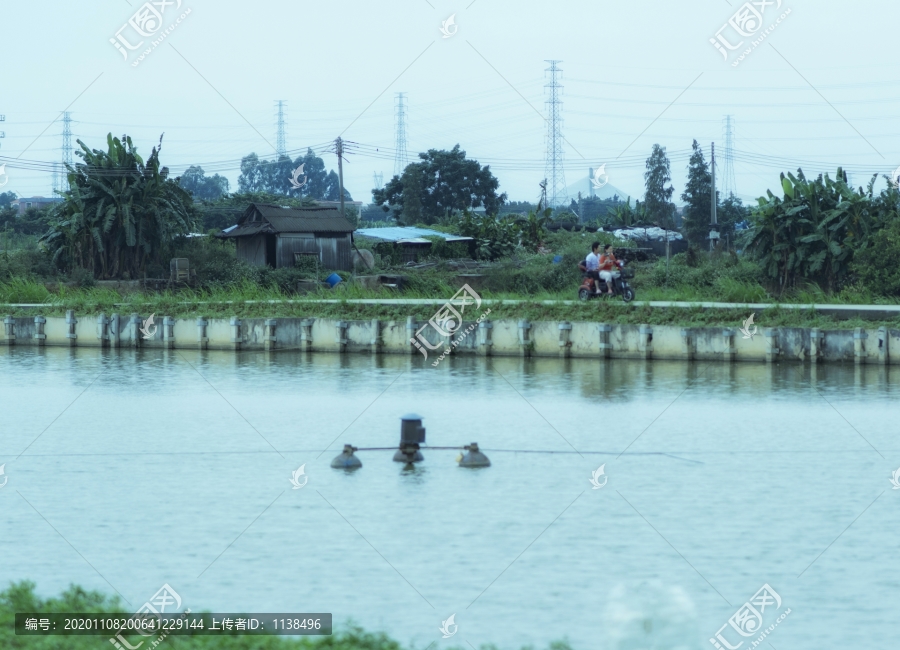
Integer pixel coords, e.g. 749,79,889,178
1,347,898,649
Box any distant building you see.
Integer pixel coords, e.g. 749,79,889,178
11,196,63,215
216,203,356,271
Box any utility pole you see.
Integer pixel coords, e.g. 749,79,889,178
710,142,719,252
335,137,345,218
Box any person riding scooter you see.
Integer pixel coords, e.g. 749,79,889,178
598,244,620,295
583,242,602,294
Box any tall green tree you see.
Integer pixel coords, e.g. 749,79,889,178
41,134,196,279
237,149,351,201
680,140,713,245
177,165,230,201
372,145,506,225
0,191,17,208
744,167,895,293
643,144,676,229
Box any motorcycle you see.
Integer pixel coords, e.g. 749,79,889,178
577,259,635,302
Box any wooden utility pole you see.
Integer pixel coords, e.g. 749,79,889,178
335,137,345,218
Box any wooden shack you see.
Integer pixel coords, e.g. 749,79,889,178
217,203,355,271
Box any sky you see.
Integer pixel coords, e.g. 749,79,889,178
1,0,899,208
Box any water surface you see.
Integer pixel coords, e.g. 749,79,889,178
1,348,898,648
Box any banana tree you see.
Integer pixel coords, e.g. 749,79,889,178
42,134,196,279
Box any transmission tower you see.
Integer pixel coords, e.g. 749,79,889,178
393,93,409,177
275,100,287,158
723,115,736,198
544,60,567,208
373,172,384,190
54,112,74,194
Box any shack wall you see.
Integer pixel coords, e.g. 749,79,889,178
236,235,267,267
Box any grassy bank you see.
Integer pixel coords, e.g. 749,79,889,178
0,582,572,650
0,280,899,331
2,227,899,331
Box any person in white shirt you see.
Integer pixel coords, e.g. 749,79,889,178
585,241,602,293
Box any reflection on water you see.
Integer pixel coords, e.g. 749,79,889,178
1,347,898,649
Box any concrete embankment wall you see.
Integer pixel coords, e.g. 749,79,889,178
1,312,898,364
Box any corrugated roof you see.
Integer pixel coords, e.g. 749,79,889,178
355,226,473,243
217,203,355,238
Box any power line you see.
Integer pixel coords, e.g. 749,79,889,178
544,60,567,208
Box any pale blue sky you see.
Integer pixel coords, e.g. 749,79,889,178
1,0,898,206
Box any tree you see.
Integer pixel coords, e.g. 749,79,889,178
608,198,646,228
643,144,676,229
680,140,713,245
0,191,17,208
194,191,319,232
371,145,506,225
517,198,554,252
41,134,196,279
237,149,351,201
744,167,893,294
177,166,230,201
717,193,748,247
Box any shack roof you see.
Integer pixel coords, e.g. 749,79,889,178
216,203,355,238
354,226,473,244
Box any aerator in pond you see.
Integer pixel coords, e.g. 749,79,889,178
458,442,491,468
393,413,425,464
331,444,362,469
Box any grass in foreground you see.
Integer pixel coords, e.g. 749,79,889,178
0,582,572,650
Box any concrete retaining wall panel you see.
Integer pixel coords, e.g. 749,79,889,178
734,332,766,361
823,330,854,362
491,321,520,352
274,319,303,350
451,321,479,353
890,329,900,364
530,322,557,355
570,323,597,356
44,318,69,346
651,327,682,360
172,319,195,345
73,319,95,346
8,318,37,346
346,321,373,353
206,319,234,350
311,319,339,352
382,320,406,352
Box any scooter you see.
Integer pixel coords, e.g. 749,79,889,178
577,259,635,302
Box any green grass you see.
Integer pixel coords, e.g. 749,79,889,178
0,281,898,331
0,582,573,650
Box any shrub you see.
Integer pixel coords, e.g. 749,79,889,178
0,248,58,280
69,267,96,288
851,220,900,297
422,235,470,260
